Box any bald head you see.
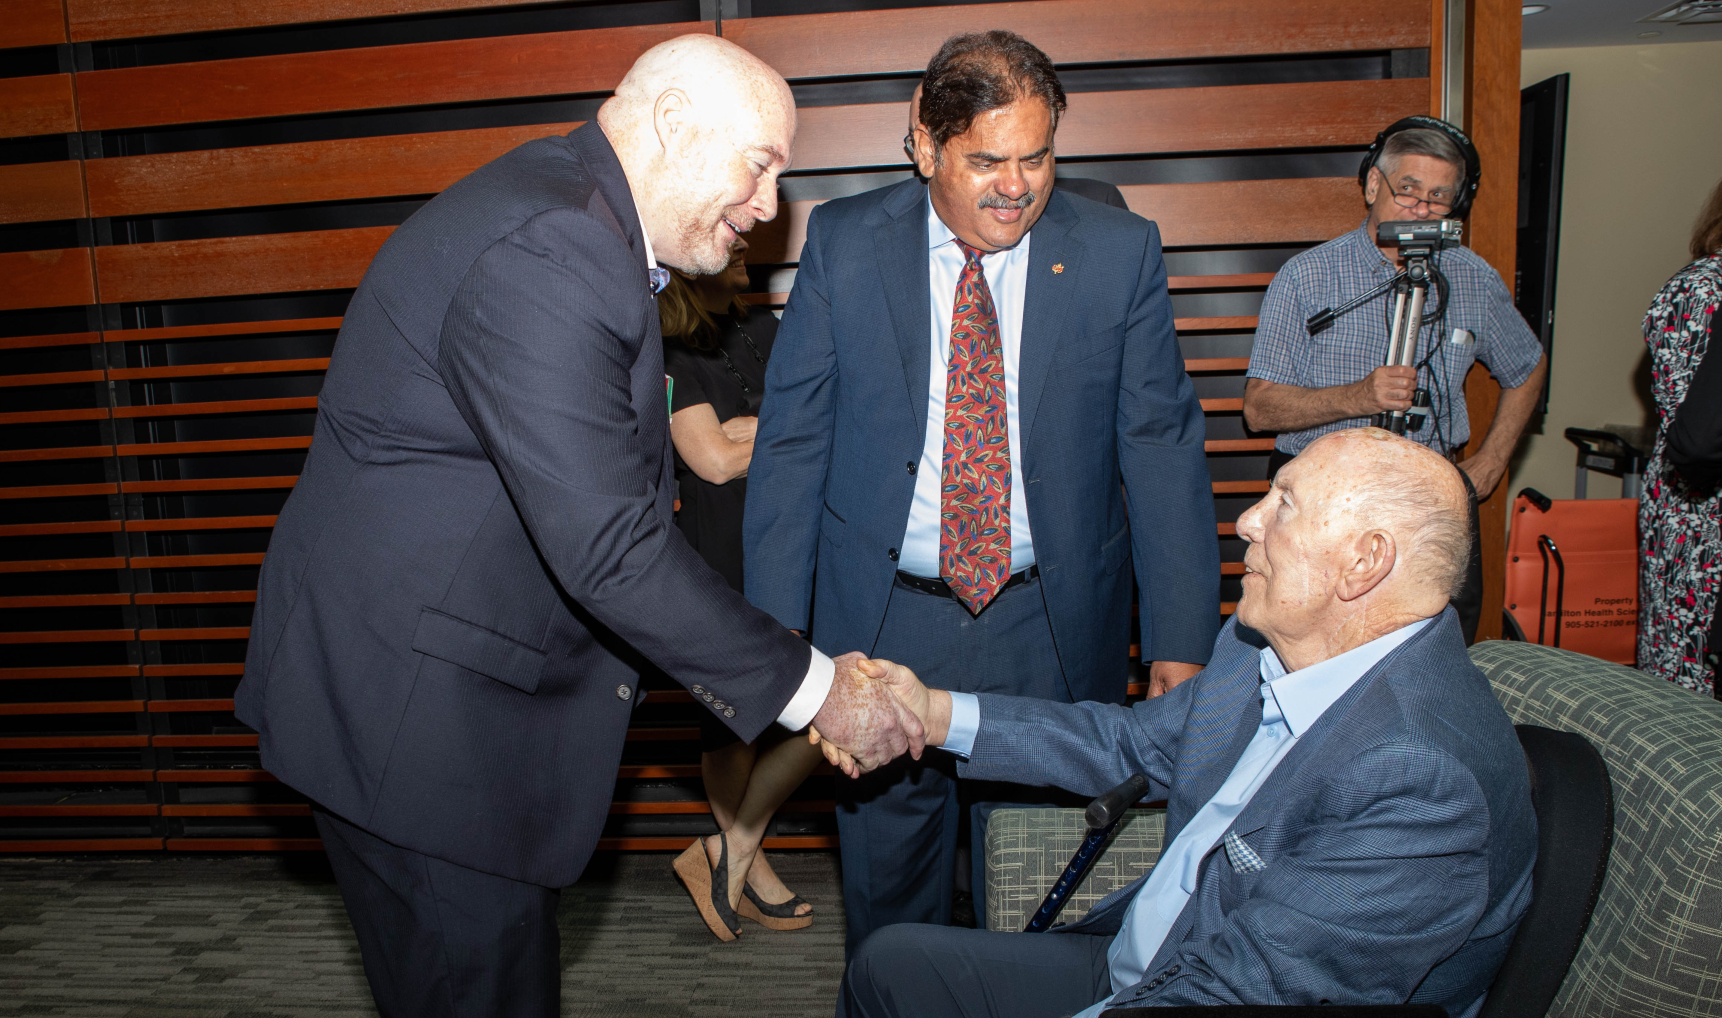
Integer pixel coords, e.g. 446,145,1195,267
1235,428,1470,671
598,35,796,274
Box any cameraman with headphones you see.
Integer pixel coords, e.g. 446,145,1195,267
1243,117,1548,643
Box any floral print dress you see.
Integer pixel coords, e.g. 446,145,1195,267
1639,255,1722,694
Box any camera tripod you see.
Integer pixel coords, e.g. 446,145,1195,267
1305,248,1443,435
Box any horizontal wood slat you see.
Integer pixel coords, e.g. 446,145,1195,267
167,735,253,753
1123,178,1361,247
727,0,1428,80
0,629,133,644
0,805,157,817
0,520,121,538
0,74,78,140
87,122,581,218
0,699,143,714
0,769,153,782
146,698,234,712
0,407,111,425
74,22,711,132
0,444,111,463
0,838,163,850
0,734,150,748
94,228,391,305
0,556,125,573
1,0,70,47
0,367,104,388
139,627,250,641
142,663,245,676
129,552,265,568
157,770,277,782
108,359,330,382
0,247,95,312
0,330,101,351
66,0,578,42
104,318,345,344
134,590,256,605
122,476,297,494
0,160,87,225
1184,357,1250,372
116,436,312,457
126,515,277,532
113,397,320,419
0,665,138,680
0,592,129,608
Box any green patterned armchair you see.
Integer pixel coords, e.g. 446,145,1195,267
984,641,1722,1018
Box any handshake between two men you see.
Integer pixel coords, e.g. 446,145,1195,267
797,430,1540,1018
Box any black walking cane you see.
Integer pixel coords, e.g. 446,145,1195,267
1022,773,1151,932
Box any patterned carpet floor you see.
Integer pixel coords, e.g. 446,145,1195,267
0,851,847,1018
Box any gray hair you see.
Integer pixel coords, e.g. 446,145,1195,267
1379,127,1465,179
1354,462,1473,601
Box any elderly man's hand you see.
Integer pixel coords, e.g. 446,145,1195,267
806,652,926,778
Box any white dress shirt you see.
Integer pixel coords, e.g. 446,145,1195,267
628,187,834,728
897,196,1037,579
942,619,1433,1016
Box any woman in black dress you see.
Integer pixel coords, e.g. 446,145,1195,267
663,237,822,939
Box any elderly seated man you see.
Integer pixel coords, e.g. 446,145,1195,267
826,428,1536,1018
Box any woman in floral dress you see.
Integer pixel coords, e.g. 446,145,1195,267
1639,178,1722,695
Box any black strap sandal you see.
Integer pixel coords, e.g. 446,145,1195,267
672,834,742,941
737,883,814,930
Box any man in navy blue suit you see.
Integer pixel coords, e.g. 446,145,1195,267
235,36,923,1018
835,429,1536,1018
744,31,1220,948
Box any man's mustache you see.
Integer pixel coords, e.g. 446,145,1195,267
977,191,1037,211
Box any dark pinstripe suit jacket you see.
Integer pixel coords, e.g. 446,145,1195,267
964,607,1536,1016
235,124,809,887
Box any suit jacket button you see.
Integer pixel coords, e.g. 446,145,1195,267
703,692,715,702
616,685,632,701
712,701,726,710
692,685,705,695
724,708,736,718
888,548,899,561
906,461,917,475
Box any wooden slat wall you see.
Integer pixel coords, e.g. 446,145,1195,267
0,0,1442,852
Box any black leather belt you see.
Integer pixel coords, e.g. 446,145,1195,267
895,565,1039,600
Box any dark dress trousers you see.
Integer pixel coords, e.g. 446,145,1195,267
745,180,1220,945
234,124,809,1013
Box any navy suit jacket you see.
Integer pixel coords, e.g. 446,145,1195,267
743,180,1220,699
963,607,1536,1016
234,125,809,888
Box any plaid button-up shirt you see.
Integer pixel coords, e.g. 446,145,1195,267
1248,220,1543,456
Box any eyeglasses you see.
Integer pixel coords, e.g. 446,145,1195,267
1376,167,1456,215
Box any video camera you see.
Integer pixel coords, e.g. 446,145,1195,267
1376,218,1463,252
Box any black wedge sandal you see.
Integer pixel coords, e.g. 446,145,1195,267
737,883,814,931
672,834,742,942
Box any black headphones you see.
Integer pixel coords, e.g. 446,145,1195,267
1357,115,1481,218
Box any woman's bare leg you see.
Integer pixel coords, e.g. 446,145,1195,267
704,733,824,914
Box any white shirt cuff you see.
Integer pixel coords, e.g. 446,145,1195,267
775,646,834,730
942,691,981,758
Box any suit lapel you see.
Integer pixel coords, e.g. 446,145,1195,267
1018,193,1083,443
875,185,933,429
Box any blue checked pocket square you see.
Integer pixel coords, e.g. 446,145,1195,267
1224,829,1266,874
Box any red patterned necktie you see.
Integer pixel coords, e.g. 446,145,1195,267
939,240,1012,615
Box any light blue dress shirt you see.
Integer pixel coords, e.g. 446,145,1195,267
897,197,1036,579
943,618,1433,1017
